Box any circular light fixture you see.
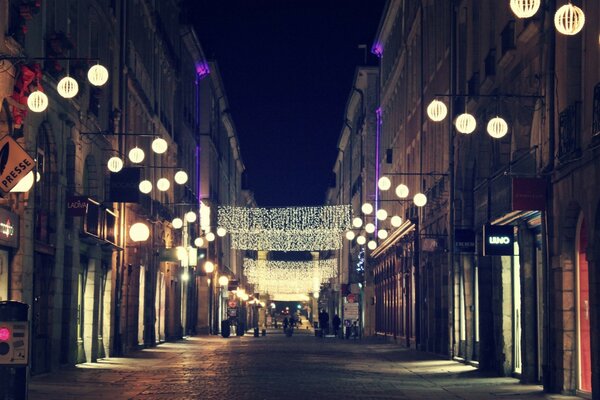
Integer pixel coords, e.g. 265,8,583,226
352,217,363,228
218,275,229,287
414,193,428,207
356,235,367,245
361,203,373,215
378,176,391,191
128,147,145,163
554,3,585,35
365,223,375,234
57,76,79,98
206,232,216,242
185,211,197,223
391,215,403,227
27,91,48,112
377,229,388,240
367,240,377,250
156,178,170,191
139,180,152,194
151,137,168,154
129,222,150,242
427,100,448,122
395,184,409,198
107,156,124,173
510,0,541,18
376,208,388,221
455,113,477,134
174,170,188,185
87,64,109,86
487,116,509,139
194,237,205,247
217,227,227,237
10,171,35,193
204,261,215,274
345,231,355,240
172,217,183,229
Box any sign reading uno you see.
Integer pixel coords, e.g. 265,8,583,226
483,225,514,256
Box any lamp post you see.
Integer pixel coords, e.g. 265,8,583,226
218,275,229,333
204,261,215,334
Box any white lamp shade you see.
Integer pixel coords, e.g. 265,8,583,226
57,76,79,98
151,138,168,154
206,232,215,242
427,100,448,122
194,237,205,247
391,215,403,227
217,227,227,237
27,91,48,112
377,229,388,240
395,184,409,198
352,217,363,228
128,147,145,163
218,275,229,287
361,203,373,215
107,156,124,172
487,116,509,139
129,222,150,242
10,171,35,193
172,217,183,229
455,113,477,134
367,240,377,250
378,176,391,191
376,208,388,221
365,223,375,234
139,180,152,194
555,3,585,35
414,193,428,207
356,235,367,245
204,261,215,273
87,64,109,86
174,171,188,185
185,211,197,223
510,0,541,18
345,231,356,240
156,178,170,191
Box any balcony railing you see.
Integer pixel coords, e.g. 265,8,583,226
558,102,581,161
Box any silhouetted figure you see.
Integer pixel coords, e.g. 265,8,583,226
283,317,289,332
318,309,329,335
332,314,341,337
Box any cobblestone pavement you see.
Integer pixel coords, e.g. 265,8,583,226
29,329,582,400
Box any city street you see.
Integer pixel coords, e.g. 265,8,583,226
29,329,580,400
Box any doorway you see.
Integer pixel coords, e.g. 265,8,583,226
576,218,591,393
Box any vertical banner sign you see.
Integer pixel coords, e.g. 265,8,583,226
483,225,514,256
109,167,141,203
0,135,35,193
66,196,89,216
455,229,476,254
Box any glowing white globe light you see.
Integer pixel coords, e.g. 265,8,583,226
218,275,229,287
510,0,541,18
361,203,373,215
57,76,79,98
10,171,34,192
356,235,367,245
313,292,319,299
194,237,205,247
378,176,391,191
242,293,249,301
206,232,215,242
414,193,428,207
36,172,41,182
139,180,152,194
427,100,448,122
554,3,585,35
376,208,388,221
365,223,375,234
172,217,183,229
27,91,48,112
352,217,363,228
345,231,356,240
151,137,168,154
129,222,150,242
107,156,124,172
204,261,215,273
87,64,109,86
156,178,170,191
185,211,197,223
217,227,227,237
378,229,388,240
455,113,477,134
128,147,145,163
174,170,188,185
391,215,403,227
487,116,509,139
367,240,377,250
395,184,409,198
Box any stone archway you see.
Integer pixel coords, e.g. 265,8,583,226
589,201,600,398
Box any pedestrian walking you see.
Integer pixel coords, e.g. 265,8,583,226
332,314,341,337
345,319,352,339
283,317,289,332
318,309,329,335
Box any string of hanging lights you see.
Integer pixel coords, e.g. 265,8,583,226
229,230,345,251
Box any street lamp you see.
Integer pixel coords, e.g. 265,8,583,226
129,222,150,242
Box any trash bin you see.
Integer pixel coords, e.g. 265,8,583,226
261,329,266,336
236,322,245,336
221,320,230,338
0,301,29,400
253,327,259,337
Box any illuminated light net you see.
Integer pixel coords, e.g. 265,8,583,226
244,258,337,295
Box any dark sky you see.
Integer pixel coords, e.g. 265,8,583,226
186,0,385,207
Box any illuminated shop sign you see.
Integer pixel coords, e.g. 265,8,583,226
483,225,514,256
0,208,19,248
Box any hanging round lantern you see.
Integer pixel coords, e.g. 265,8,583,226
352,217,363,228
217,227,227,237
395,184,409,198
376,208,388,221
87,64,109,86
356,235,367,245
455,113,477,134
345,231,355,240
10,171,35,193
367,240,377,250
218,275,229,287
157,178,170,191
151,137,168,154
377,176,391,191
107,156,124,173
377,229,388,240
172,217,183,229
129,222,150,242
57,76,79,99
139,180,152,194
365,223,375,234
206,232,216,242
203,260,214,273
27,90,48,112
174,170,188,185
510,0,541,18
554,3,585,35
391,215,403,227
487,116,509,139
194,237,205,247
128,147,145,163
426,100,448,122
414,193,428,207
185,211,197,223
361,203,373,215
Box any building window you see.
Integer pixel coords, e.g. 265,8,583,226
558,102,581,161
592,83,600,137
501,21,516,56
484,49,496,78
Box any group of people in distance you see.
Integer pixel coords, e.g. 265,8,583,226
318,309,358,339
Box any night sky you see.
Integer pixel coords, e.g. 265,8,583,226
185,0,385,207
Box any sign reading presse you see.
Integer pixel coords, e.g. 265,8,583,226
0,135,35,193
483,224,514,256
